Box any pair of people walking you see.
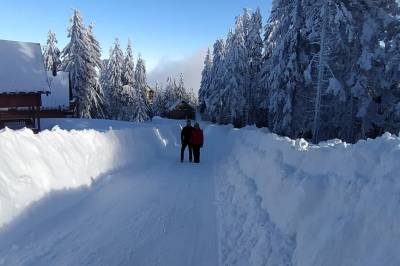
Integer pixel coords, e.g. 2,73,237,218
181,119,204,163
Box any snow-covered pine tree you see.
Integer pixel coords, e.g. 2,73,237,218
241,8,252,36
199,48,213,114
346,0,400,140
245,8,263,125
122,40,135,87
87,23,107,119
62,9,105,118
222,16,248,127
105,38,126,120
170,73,187,103
43,30,61,74
383,5,400,134
133,55,151,122
206,39,226,122
262,0,306,136
99,58,110,113
163,77,176,111
87,23,103,70
152,83,167,117
177,73,190,103
302,0,352,143
99,58,109,84
187,87,198,106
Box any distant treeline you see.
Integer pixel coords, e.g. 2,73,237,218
43,9,194,122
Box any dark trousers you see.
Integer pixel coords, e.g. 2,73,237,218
181,142,193,162
192,145,201,163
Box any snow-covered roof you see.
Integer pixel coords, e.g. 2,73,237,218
0,39,49,93
42,71,70,109
168,100,193,111
168,100,183,111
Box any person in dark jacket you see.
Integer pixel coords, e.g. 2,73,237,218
181,119,193,162
190,122,204,163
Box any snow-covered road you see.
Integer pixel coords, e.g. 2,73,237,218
0,120,221,266
2,118,400,265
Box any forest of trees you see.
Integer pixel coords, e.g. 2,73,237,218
199,1,400,143
42,9,195,122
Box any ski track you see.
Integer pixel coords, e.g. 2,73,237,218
0,123,221,266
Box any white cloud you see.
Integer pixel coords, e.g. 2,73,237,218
147,48,207,93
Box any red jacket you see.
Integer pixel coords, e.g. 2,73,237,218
191,128,204,146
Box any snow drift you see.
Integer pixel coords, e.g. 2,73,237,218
0,123,170,227
215,129,400,266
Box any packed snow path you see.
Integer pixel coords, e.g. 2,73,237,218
0,120,221,266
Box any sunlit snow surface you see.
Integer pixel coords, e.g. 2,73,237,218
0,117,399,265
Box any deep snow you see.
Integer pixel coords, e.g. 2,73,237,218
0,118,400,266
215,129,400,265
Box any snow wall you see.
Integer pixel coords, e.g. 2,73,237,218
0,124,172,227
215,129,400,266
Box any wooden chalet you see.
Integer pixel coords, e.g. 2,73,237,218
0,39,73,132
167,100,196,120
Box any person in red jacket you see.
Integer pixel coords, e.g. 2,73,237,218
190,122,204,163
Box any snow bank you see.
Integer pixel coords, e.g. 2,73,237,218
0,123,169,228
215,129,400,266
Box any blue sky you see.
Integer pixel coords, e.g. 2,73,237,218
0,0,272,89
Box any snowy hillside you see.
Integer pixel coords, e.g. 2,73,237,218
0,118,399,265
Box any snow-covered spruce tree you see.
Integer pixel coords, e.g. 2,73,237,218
87,24,103,70
173,73,197,106
163,77,175,110
87,23,107,119
177,73,190,103
62,9,105,118
241,8,253,35
384,6,400,134
169,73,187,104
187,87,198,106
105,38,127,120
99,58,110,114
198,48,213,114
222,16,248,127
245,8,263,126
133,56,151,122
152,83,167,117
122,40,135,87
345,0,400,140
206,39,226,122
302,0,358,143
43,30,61,74
375,0,400,137
261,0,306,137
